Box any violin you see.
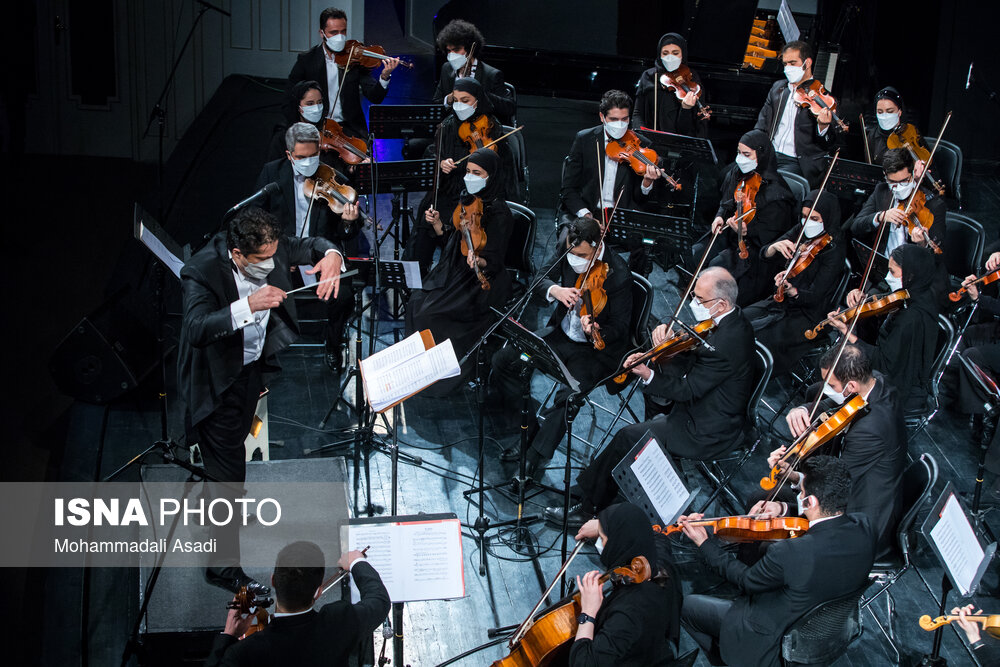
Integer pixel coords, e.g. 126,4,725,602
610,319,715,387
227,584,273,640
887,124,946,195
760,394,869,490
304,163,372,229
576,258,608,350
320,119,370,164
491,554,652,667
458,115,496,154
805,289,909,340
733,173,762,260
949,268,1000,302
605,130,682,191
775,234,833,302
334,40,413,70
919,613,1000,638
894,189,942,255
793,79,849,132
452,196,490,290
659,64,711,120
659,515,809,542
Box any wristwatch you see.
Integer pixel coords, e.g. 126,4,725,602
577,612,596,626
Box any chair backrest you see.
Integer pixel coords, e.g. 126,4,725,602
504,201,536,276
628,272,654,348
958,353,1000,411
930,138,963,206
825,259,852,312
943,213,984,279
747,341,775,429
502,124,529,205
928,314,956,399
781,587,865,664
778,169,810,202
502,81,518,127
897,453,938,563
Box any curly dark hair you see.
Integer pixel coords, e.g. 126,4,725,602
599,89,632,116
436,19,485,54
227,206,283,254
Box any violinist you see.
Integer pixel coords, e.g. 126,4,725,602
863,86,931,167
753,40,838,187
632,32,708,138
547,268,754,528
491,217,632,479
254,122,360,373
266,80,327,163
568,502,680,666
744,189,845,376
679,456,875,667
406,76,513,275
761,345,906,557
832,244,940,414
948,604,994,654
404,149,512,394
432,19,515,124
206,541,390,667
708,129,796,306
287,7,400,139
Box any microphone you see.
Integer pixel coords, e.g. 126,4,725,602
966,62,974,90
226,183,279,217
196,0,231,17
382,617,393,639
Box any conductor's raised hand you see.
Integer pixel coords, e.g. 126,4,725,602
248,285,286,313
307,251,344,300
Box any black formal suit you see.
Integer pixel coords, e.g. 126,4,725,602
559,126,651,223
683,513,876,667
204,561,390,667
576,308,755,513
754,79,838,186
288,44,388,139
432,59,515,124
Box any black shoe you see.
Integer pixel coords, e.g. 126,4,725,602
544,503,591,531
499,445,521,463
325,344,345,373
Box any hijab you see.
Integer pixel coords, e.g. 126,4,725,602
891,244,938,315
461,148,504,203
597,502,658,571
655,32,688,72
722,129,795,205
802,188,842,236
453,76,494,117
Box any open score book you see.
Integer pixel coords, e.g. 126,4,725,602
359,330,461,412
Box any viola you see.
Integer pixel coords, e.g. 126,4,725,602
793,79,849,132
919,613,1000,638
452,196,490,290
733,173,762,260
610,319,715,387
334,40,413,69
458,115,496,154
949,268,1000,302
775,234,833,302
660,515,810,542
805,289,909,340
303,163,373,229
320,119,370,164
659,64,711,120
760,394,869,490
894,189,942,255
887,124,946,195
605,129,682,191
227,584,273,640
576,259,609,350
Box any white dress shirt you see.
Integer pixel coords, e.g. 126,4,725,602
546,244,606,343
772,81,830,157
294,173,311,238
873,192,908,254
324,45,390,121
229,254,271,366
576,134,653,218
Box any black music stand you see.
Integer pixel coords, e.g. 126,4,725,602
354,159,436,256
368,104,446,140
635,128,718,166
826,156,884,201
608,207,695,272
851,239,889,285
612,430,699,527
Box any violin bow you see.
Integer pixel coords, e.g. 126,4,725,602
318,545,370,599
901,111,952,217
431,120,444,214
859,115,872,164
508,540,586,647
329,44,358,119
459,42,477,78
451,125,524,165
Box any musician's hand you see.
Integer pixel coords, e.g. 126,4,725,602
711,216,725,234
962,274,980,301
786,408,812,438
223,605,254,637
551,286,581,309
826,310,850,336
725,215,740,232
425,207,444,234
248,285,287,313
624,353,652,381
466,252,482,270
750,500,786,519
678,513,708,546
576,518,600,542
440,158,457,174
651,323,671,346
308,251,343,300
581,314,596,336
846,288,865,308
337,550,366,571
642,164,662,187
987,252,1000,272
914,159,926,181
681,91,698,109
380,57,401,79
816,107,832,128
909,224,928,246
770,239,796,259
577,570,605,617
882,208,908,227
341,202,360,221
951,604,983,644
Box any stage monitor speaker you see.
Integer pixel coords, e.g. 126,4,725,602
49,289,158,404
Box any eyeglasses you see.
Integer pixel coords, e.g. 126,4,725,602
692,295,722,307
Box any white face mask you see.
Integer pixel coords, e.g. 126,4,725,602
797,491,811,516
885,271,903,291
822,383,847,404
463,173,487,194
291,154,319,177
689,296,713,322
325,34,347,52
452,101,476,121
784,64,805,83
803,217,824,239
604,120,629,140
595,537,604,554
889,180,916,201
876,111,900,131
447,51,467,70
661,54,682,72
567,250,592,273
300,104,323,123
735,154,757,173
242,256,274,281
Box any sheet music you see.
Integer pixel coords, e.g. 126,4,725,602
630,436,691,525
400,260,422,290
137,222,184,279
929,493,985,595
777,0,801,42
368,340,460,410
361,331,428,376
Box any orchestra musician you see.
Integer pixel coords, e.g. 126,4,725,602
632,32,708,138
863,86,931,166
757,345,907,557
753,40,837,187
679,456,876,667
831,244,940,415
287,6,400,139
491,217,632,480
708,129,796,307
743,189,845,376
266,80,327,163
205,542,390,667
254,122,360,373
404,149,513,394
546,267,754,529
432,19,515,124
177,207,346,595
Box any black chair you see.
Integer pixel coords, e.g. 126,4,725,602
502,123,529,205
781,587,866,666
502,81,518,127
905,314,956,437
930,138,963,208
779,169,811,202
504,202,536,303
943,212,985,282
861,453,939,663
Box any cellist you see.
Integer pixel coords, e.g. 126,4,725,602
679,456,876,667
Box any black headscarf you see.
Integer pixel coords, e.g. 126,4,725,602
452,76,494,116
597,502,658,571
875,86,904,111
891,244,938,314
461,148,504,203
722,129,795,206
802,188,842,235
655,32,688,72
286,79,325,125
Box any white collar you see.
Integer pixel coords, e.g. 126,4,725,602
712,306,734,324
273,607,314,618
809,514,840,528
